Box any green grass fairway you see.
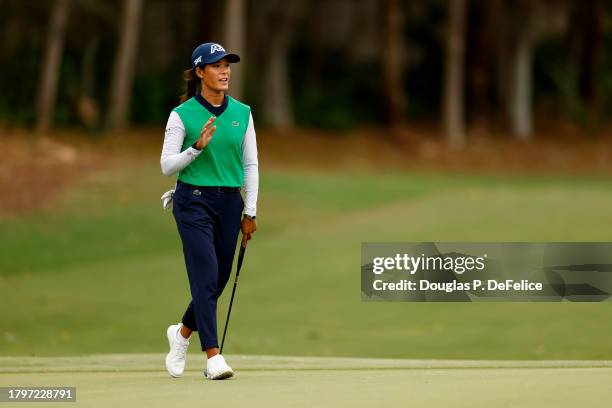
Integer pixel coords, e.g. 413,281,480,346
1,166,612,359
1,355,611,407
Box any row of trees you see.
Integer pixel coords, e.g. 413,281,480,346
3,0,611,144
35,0,144,133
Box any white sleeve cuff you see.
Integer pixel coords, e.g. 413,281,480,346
160,112,201,176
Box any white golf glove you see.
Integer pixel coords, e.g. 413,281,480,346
161,189,175,210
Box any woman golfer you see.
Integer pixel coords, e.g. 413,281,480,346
160,42,258,380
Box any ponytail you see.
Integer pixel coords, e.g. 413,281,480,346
180,69,199,103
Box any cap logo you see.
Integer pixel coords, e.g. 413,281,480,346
193,56,202,66
210,44,225,54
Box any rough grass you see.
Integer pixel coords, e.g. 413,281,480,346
1,165,612,359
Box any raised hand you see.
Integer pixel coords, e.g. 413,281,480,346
195,116,217,150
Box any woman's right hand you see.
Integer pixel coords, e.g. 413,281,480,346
195,116,216,150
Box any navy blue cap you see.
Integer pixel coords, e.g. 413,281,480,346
191,42,240,69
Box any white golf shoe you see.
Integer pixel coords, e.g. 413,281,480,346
165,324,189,377
205,354,234,380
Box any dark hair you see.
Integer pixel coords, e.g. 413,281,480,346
180,68,199,103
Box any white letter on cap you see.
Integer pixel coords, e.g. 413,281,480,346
211,44,225,53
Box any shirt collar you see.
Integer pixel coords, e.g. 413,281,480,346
195,94,228,117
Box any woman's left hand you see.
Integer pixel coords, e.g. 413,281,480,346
241,216,257,244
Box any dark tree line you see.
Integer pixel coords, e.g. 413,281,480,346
1,0,611,143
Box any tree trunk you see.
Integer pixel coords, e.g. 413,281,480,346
494,0,510,124
224,0,246,100
106,0,144,131
508,2,533,140
383,0,406,130
260,0,301,128
264,45,293,128
443,0,467,147
36,0,70,134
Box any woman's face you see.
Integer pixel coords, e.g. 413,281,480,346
196,59,231,92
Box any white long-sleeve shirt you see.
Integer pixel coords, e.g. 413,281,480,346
160,110,259,216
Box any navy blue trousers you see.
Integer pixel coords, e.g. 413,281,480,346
172,181,243,350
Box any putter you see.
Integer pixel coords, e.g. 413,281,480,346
220,237,248,354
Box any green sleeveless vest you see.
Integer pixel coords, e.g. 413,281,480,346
173,95,250,187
